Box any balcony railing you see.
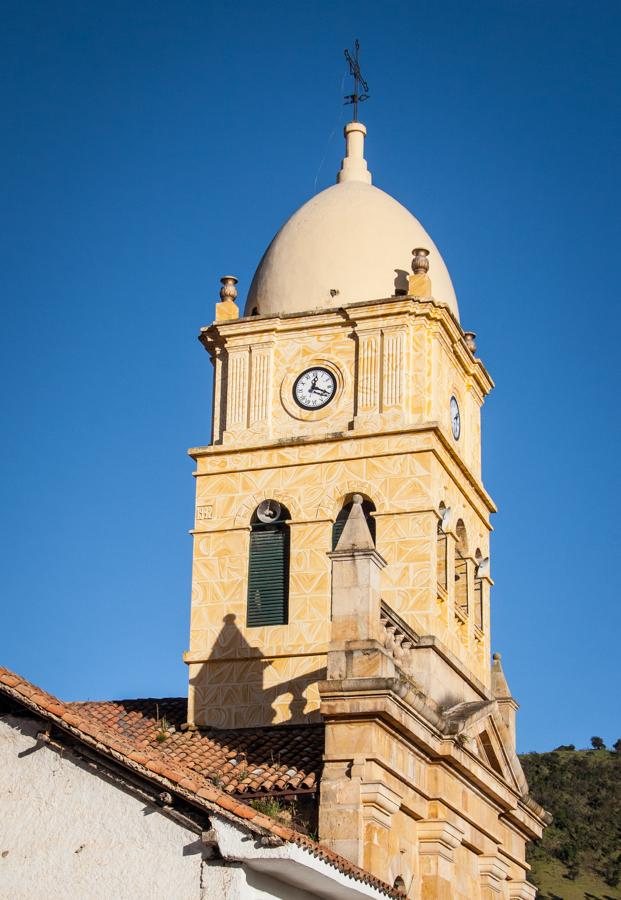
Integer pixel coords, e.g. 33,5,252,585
380,600,420,667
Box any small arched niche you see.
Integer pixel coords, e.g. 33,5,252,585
331,494,376,550
393,876,406,895
247,500,291,627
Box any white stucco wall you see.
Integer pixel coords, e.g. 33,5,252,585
0,716,207,900
0,715,384,900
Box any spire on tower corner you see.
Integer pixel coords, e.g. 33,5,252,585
491,653,513,701
334,494,375,551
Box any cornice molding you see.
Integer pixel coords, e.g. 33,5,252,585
200,296,494,397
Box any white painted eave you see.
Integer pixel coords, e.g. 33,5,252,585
210,815,393,899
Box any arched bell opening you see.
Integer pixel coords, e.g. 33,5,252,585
474,548,486,631
437,501,449,591
246,500,291,627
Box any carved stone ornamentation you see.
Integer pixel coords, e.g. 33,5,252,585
219,275,238,303
412,247,430,275
216,276,239,322
408,248,432,298
464,331,477,354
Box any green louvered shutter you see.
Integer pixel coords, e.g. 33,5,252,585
331,515,346,551
247,523,289,626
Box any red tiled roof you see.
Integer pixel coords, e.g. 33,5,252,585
0,666,399,898
69,697,323,795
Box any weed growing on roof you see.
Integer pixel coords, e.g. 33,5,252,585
155,715,171,743
249,798,318,837
250,797,297,824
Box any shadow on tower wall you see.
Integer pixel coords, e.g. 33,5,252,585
189,614,325,729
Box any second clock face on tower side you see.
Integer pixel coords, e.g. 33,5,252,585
293,367,337,410
450,395,461,440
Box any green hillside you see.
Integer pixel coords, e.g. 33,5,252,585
520,747,621,899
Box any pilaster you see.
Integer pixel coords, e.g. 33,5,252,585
417,819,464,900
478,854,510,898
355,328,381,426
248,340,274,435
507,880,537,900
224,345,249,440
380,325,408,429
361,777,404,883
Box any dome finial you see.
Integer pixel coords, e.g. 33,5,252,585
338,41,372,184
337,122,372,184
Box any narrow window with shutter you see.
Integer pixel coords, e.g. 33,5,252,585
247,502,290,627
454,519,469,616
331,496,376,550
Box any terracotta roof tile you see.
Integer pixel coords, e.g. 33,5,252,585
0,666,399,897
68,696,324,798
61,713,81,728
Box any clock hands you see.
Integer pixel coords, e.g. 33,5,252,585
309,374,329,396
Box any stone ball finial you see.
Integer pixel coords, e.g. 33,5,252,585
464,331,477,354
219,276,238,303
412,248,430,275
493,652,501,661
352,493,364,505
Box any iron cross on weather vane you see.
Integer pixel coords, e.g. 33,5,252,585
344,39,369,121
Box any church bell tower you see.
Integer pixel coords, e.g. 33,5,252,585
184,118,548,897
186,120,493,730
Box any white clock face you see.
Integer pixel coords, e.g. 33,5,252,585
450,396,461,440
293,367,337,410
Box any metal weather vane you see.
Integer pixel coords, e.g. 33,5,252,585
344,39,369,121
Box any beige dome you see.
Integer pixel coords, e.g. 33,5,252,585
245,123,459,320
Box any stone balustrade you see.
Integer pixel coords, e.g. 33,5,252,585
379,600,420,670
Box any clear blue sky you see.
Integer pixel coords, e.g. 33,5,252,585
2,0,619,752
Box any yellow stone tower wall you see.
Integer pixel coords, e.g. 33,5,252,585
186,298,494,729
